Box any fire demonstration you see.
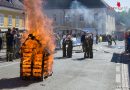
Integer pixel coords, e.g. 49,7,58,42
20,0,55,80
0,0,130,89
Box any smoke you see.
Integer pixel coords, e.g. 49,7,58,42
65,0,94,25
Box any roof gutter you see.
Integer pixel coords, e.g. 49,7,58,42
0,6,23,13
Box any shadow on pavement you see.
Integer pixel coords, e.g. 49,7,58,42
73,58,86,61
0,57,6,63
73,50,83,53
0,77,42,89
54,57,68,60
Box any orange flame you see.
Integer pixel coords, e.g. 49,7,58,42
22,0,55,76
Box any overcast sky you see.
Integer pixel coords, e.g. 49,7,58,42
104,0,130,11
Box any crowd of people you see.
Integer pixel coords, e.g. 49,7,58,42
60,33,94,59
59,32,118,59
94,34,117,46
0,27,21,61
0,28,120,61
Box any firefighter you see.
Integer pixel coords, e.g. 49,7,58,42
88,34,93,58
62,35,66,57
66,35,73,58
84,34,93,58
84,35,89,58
0,29,2,52
81,32,86,52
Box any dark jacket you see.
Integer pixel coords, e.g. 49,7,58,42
6,32,14,46
81,35,86,43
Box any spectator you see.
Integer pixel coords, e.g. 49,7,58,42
0,29,2,52
6,28,14,61
99,35,102,42
112,35,116,45
14,28,21,58
96,34,98,44
107,35,112,46
127,32,130,53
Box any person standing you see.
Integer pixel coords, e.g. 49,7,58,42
0,29,2,52
81,32,86,52
66,35,73,58
107,35,112,46
96,34,98,44
84,34,93,58
84,35,89,58
14,28,21,58
62,35,66,57
88,35,93,58
99,35,102,42
112,35,116,45
6,28,14,61
127,32,130,53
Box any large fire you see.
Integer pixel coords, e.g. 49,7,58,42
20,0,55,79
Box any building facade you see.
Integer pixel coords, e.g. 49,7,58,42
0,0,24,31
44,8,116,35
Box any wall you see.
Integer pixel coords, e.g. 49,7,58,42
0,9,24,31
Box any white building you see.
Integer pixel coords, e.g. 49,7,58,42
44,8,116,35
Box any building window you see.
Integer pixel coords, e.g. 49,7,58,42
0,14,4,26
22,16,25,27
15,16,19,27
8,15,12,26
80,15,84,21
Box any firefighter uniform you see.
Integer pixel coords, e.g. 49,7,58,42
84,35,93,58
62,38,66,57
66,36,73,58
88,36,93,58
84,36,89,58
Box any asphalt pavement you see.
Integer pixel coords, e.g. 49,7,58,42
0,41,128,90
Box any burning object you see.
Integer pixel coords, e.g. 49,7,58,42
20,0,55,80
20,34,52,80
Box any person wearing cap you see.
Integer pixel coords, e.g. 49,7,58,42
66,35,73,58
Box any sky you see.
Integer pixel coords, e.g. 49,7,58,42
104,0,130,12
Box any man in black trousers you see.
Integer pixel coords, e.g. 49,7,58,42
62,35,66,57
66,35,73,58
84,34,93,58
88,34,93,58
